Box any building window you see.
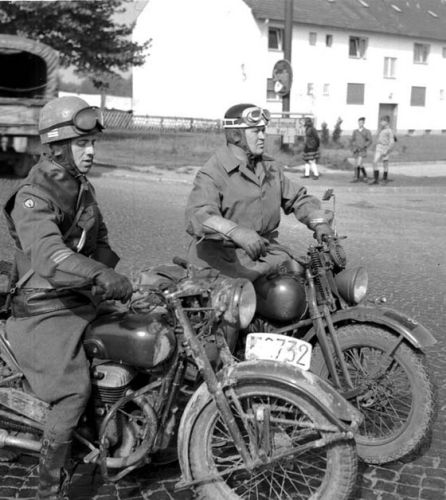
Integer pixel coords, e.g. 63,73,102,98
413,43,430,64
346,83,365,104
323,83,330,96
383,57,397,78
309,32,317,45
266,78,280,100
410,86,426,106
326,34,333,47
349,36,368,58
268,27,283,51
307,83,314,96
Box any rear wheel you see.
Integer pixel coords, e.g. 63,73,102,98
187,381,357,500
311,325,435,464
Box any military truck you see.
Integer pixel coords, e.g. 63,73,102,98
0,34,58,177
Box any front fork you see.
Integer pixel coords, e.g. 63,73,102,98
306,270,355,391
173,300,256,469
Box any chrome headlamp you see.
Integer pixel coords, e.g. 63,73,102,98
212,278,257,328
334,267,368,305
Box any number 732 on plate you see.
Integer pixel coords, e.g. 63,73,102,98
245,333,312,371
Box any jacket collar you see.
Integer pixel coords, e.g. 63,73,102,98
218,144,274,172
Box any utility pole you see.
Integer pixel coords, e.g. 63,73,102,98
282,0,293,114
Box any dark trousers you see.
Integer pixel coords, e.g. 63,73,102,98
6,303,96,440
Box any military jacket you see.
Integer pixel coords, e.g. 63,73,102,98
186,143,324,239
4,157,117,291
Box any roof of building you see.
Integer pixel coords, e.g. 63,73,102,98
243,0,446,42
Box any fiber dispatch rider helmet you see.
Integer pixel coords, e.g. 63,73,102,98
39,96,104,144
223,103,271,129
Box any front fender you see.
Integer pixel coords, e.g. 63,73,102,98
331,305,437,350
177,360,362,483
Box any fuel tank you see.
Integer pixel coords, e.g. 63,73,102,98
254,273,307,322
83,311,176,369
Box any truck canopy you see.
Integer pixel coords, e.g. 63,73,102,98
0,34,58,99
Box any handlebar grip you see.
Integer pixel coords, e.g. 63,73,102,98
172,256,189,269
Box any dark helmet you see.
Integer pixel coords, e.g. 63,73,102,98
39,96,104,144
254,273,307,322
223,103,271,129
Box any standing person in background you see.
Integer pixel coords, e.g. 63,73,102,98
350,117,372,182
302,117,320,180
370,115,395,185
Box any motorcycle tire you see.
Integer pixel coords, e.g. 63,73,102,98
311,324,435,464
186,380,357,500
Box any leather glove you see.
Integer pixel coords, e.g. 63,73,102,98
94,268,133,303
228,226,268,260
313,223,334,243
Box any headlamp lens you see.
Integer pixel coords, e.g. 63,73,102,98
237,281,257,329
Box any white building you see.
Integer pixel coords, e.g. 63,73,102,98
133,0,446,133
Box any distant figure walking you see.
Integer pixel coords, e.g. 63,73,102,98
303,117,320,180
350,117,372,182
371,116,395,185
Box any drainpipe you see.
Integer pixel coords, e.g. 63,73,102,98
282,0,293,114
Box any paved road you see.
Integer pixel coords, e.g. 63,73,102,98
0,166,444,499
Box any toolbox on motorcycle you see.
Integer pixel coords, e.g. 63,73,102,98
0,260,13,313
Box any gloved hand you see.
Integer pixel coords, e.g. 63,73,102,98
94,268,133,303
313,223,334,243
228,226,268,260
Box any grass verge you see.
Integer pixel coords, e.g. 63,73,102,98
95,129,446,170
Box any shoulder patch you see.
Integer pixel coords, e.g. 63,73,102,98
23,198,35,209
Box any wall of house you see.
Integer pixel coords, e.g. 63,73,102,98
132,0,266,119
131,0,446,133
258,22,446,133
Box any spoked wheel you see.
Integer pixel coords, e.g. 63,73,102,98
187,382,357,500
311,325,435,464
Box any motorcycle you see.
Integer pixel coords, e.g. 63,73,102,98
0,259,362,500
244,188,437,464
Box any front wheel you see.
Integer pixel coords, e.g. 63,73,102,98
186,381,357,500
311,325,435,464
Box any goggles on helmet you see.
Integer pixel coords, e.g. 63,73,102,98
223,107,271,129
40,106,104,136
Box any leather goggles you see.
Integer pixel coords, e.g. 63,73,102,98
223,107,271,129
40,106,104,136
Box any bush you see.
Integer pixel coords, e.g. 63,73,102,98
320,122,330,146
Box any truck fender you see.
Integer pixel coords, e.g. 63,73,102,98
330,305,437,350
177,359,362,483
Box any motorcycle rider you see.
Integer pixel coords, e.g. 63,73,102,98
3,96,133,499
185,103,333,281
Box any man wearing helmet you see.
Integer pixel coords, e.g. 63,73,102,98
185,103,332,281
3,96,132,498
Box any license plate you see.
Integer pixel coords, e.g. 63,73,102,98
245,333,312,371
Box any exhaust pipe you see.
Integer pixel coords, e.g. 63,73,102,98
0,429,41,453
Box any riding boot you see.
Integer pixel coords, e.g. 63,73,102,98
383,171,388,183
37,438,71,500
370,170,379,184
360,166,368,180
